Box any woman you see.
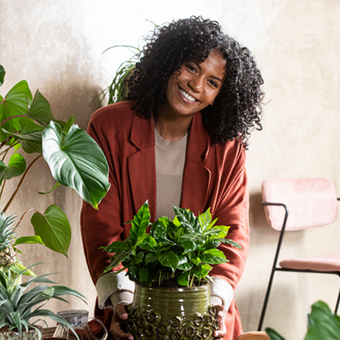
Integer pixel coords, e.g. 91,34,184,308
81,16,264,340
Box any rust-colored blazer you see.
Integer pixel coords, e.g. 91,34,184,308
81,101,249,340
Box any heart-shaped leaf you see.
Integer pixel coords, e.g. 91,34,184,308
31,204,71,257
0,81,32,143
26,90,56,127
0,153,26,184
42,122,110,209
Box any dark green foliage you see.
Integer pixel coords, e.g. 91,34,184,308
102,201,241,287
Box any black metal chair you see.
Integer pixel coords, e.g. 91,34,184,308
257,178,340,331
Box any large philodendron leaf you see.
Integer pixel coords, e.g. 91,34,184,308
31,204,71,257
0,80,32,143
0,153,26,185
305,301,340,340
42,122,110,209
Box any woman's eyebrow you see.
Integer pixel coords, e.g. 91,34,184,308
195,63,223,83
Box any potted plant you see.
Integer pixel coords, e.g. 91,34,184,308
0,65,110,339
0,214,88,340
265,301,340,340
102,201,241,340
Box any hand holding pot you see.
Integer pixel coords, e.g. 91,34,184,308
213,305,227,339
110,304,133,340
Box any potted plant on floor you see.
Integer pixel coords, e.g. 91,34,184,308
0,65,110,339
102,201,241,340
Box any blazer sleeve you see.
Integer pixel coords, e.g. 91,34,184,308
209,143,249,291
80,114,125,285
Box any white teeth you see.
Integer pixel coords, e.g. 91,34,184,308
179,88,196,102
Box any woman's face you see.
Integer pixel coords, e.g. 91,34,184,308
164,49,226,118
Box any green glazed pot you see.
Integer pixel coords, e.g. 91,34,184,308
124,283,218,340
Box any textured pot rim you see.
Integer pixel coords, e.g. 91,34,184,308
135,282,210,292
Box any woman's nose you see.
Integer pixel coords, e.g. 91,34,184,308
188,76,204,92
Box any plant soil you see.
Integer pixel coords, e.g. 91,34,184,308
149,278,208,288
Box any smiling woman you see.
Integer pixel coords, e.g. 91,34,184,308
81,15,264,340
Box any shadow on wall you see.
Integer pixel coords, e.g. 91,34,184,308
43,82,104,130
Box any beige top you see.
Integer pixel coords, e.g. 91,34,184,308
154,128,188,220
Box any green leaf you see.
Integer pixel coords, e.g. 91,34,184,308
177,255,192,271
42,122,110,209
181,233,207,253
305,301,340,340
198,208,212,232
62,115,76,133
151,217,169,242
129,201,150,246
37,181,61,195
0,65,5,86
174,206,200,232
265,327,286,340
157,251,179,272
199,253,228,265
0,153,26,185
51,285,87,303
139,267,149,284
14,236,44,246
139,235,157,252
108,250,132,270
0,80,32,143
26,90,55,127
220,238,242,249
103,241,131,254
31,204,71,257
176,272,189,286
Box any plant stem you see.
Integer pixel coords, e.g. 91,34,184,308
0,115,34,127
15,208,37,229
2,154,42,214
190,274,195,287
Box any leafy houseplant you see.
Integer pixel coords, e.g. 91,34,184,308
102,201,241,339
0,64,110,265
0,65,110,339
0,260,87,340
265,301,340,340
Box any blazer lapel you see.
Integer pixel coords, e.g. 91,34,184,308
127,114,157,220
181,112,211,215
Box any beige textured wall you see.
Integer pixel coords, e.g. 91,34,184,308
1,1,340,339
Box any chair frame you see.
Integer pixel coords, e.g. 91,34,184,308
257,198,340,331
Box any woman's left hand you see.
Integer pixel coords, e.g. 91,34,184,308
213,305,227,339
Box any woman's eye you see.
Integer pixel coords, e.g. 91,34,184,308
208,79,218,88
186,64,196,72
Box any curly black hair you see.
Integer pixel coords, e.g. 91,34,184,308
126,16,264,148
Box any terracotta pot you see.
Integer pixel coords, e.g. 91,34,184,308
124,283,218,340
0,328,40,340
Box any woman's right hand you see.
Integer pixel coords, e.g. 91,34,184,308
110,304,133,340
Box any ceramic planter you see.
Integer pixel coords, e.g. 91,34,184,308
0,328,40,340
124,283,218,340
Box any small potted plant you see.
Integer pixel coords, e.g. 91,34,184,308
102,201,241,340
0,65,110,339
0,214,87,340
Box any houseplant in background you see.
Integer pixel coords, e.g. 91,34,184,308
265,301,340,340
0,64,110,339
102,201,241,340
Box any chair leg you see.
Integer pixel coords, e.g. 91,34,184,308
335,284,340,315
257,268,276,331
